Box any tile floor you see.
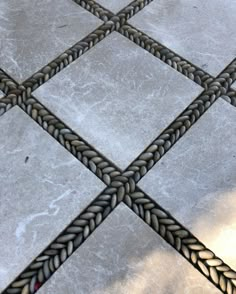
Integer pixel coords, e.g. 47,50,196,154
0,1,236,294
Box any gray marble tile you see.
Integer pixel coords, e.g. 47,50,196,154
0,106,105,291
34,32,202,170
0,0,102,83
95,0,131,13
130,0,236,76
139,99,236,269
39,203,219,294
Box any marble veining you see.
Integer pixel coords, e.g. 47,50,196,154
95,0,131,13
139,99,236,269
0,0,102,82
130,0,236,76
38,204,220,294
0,106,105,291
34,32,202,170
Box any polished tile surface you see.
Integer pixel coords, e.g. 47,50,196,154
130,0,236,76
0,0,102,82
96,0,131,13
34,32,202,169
0,106,105,291
1,1,235,293
38,204,220,294
139,99,236,269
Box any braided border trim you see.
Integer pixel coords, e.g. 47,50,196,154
0,69,20,96
124,60,236,182
21,21,120,100
72,0,113,21
3,186,125,294
125,187,236,294
117,0,154,25
222,91,236,106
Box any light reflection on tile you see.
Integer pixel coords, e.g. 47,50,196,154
38,204,220,294
139,99,236,269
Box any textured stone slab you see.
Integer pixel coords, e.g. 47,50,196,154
0,107,105,291
139,99,236,269
38,203,219,294
130,0,236,76
34,32,202,169
95,0,131,13
0,0,102,82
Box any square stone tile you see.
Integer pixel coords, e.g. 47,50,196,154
38,203,220,294
34,32,202,170
0,106,105,291
139,99,236,269
130,0,236,76
95,0,131,13
0,0,102,83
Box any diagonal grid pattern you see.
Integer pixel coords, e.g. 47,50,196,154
1,1,236,293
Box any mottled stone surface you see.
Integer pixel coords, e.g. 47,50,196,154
130,0,236,76
39,203,219,294
34,32,202,169
0,107,105,291
96,0,131,13
0,0,102,82
0,90,4,99
139,99,236,269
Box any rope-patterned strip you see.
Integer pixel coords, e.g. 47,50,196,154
123,59,236,182
0,95,17,116
19,95,121,184
117,0,154,25
21,20,120,100
72,0,114,21
0,70,25,116
124,187,236,294
222,90,236,107
3,186,126,294
0,69,19,96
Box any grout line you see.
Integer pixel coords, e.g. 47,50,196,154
72,0,114,21
124,186,236,293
